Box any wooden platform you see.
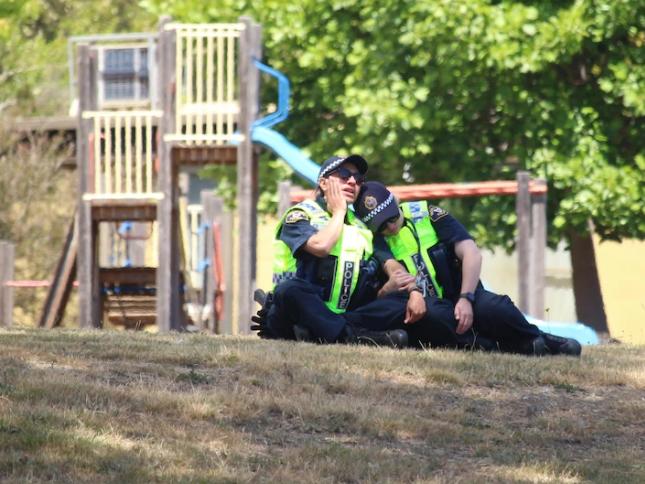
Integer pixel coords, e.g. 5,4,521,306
86,198,159,222
12,115,77,133
172,145,238,166
100,267,156,286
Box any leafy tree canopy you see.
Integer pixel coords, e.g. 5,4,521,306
0,0,156,116
141,0,644,248
4,0,643,248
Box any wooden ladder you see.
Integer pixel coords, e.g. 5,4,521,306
39,213,78,328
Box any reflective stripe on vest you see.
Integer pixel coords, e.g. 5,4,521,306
272,199,373,313
384,201,444,298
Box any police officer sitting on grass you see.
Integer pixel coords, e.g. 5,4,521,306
252,155,427,348
354,181,582,356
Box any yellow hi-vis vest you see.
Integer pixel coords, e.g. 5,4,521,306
384,200,444,298
272,199,373,314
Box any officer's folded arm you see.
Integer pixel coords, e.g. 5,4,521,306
379,259,417,296
405,290,426,324
379,259,426,323
302,211,346,257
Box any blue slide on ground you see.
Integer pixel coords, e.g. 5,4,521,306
526,317,600,345
251,59,599,346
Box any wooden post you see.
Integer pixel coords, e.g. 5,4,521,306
0,241,15,327
278,180,292,216
156,17,183,331
77,44,101,328
221,201,234,334
201,191,217,333
529,179,547,319
200,192,234,334
236,17,262,334
516,171,530,314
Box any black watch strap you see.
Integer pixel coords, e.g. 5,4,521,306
459,292,475,303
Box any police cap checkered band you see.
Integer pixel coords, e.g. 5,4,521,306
361,193,394,222
355,181,401,232
318,154,368,182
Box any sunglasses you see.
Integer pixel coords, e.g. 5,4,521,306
377,214,400,234
327,166,366,185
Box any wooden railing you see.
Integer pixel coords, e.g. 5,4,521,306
82,110,162,199
164,23,244,145
185,203,205,289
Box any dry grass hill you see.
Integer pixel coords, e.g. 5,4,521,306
0,328,643,483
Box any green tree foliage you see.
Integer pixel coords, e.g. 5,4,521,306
5,1,642,248
0,0,157,116
140,0,643,248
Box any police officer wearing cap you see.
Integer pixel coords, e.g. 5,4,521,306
355,181,582,356
252,155,425,347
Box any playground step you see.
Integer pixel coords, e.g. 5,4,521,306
88,197,159,222
104,293,156,329
101,268,157,329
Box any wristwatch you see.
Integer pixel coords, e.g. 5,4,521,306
459,292,475,304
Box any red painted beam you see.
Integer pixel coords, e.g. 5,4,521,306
289,180,547,204
3,280,79,288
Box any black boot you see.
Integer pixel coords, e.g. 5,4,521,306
293,324,314,342
341,324,408,349
518,335,548,356
543,333,582,356
253,288,268,306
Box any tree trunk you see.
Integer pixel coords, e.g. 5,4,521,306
569,229,609,334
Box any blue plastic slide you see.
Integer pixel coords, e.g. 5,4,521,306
251,125,320,185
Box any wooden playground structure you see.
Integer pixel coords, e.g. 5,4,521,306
73,18,260,332
1,18,263,332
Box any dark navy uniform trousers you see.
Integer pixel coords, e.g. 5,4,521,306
266,278,488,348
417,288,543,352
266,278,411,342
266,279,541,351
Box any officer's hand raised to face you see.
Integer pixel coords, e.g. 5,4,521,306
324,176,348,216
